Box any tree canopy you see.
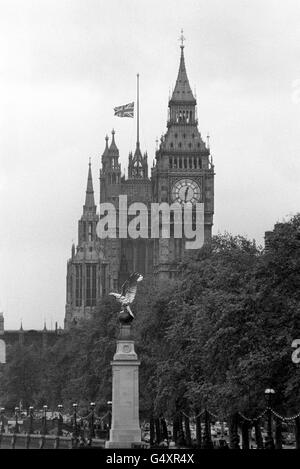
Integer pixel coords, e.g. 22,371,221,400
1,215,299,419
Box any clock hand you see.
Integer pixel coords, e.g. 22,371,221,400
184,187,189,202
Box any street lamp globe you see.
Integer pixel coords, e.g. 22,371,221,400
264,388,275,406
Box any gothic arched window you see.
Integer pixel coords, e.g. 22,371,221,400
75,265,82,307
88,222,93,242
86,264,96,307
82,221,86,241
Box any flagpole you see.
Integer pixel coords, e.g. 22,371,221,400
137,73,139,147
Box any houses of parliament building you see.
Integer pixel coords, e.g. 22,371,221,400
64,41,215,329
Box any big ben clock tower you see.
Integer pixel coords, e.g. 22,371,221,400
152,34,215,279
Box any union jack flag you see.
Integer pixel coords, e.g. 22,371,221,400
114,102,134,118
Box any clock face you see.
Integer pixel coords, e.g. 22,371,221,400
171,178,201,204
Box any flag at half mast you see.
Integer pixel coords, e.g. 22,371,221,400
114,102,134,118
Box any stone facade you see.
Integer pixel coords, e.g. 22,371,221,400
64,43,215,329
64,162,109,329
0,313,63,357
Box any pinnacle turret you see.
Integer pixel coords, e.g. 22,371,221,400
128,141,148,179
109,129,119,155
84,160,95,208
170,44,196,105
102,135,109,161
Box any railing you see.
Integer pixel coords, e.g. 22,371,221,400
0,433,106,449
1,402,300,449
148,407,300,450
0,403,111,449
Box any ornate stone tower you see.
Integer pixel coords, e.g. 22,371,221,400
99,131,122,292
65,162,108,329
100,130,122,203
152,39,215,279
65,37,215,328
99,132,153,290
128,143,148,179
119,138,153,287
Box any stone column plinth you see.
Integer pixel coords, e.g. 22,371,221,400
105,325,141,448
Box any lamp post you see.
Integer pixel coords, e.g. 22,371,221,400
29,406,34,434
89,402,95,440
57,404,63,436
42,405,48,435
72,403,78,438
0,407,5,433
264,388,275,449
14,407,20,434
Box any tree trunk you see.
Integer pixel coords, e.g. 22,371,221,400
201,410,213,449
184,415,192,447
150,417,155,447
195,414,202,448
177,413,186,447
229,413,240,449
160,418,168,442
172,413,178,443
275,418,282,449
254,420,264,449
155,418,161,445
241,421,249,449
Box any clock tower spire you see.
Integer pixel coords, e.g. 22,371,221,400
152,34,215,279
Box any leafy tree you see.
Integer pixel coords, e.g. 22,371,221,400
1,216,299,422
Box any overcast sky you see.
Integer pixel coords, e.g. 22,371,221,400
0,0,300,330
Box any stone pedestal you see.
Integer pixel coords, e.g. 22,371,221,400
105,325,141,448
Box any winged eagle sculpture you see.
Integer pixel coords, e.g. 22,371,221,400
109,272,143,323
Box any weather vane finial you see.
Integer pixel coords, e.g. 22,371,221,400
207,133,210,149
179,29,185,48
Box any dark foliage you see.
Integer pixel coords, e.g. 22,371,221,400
1,215,299,418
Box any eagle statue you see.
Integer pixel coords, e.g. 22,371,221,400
109,272,143,323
